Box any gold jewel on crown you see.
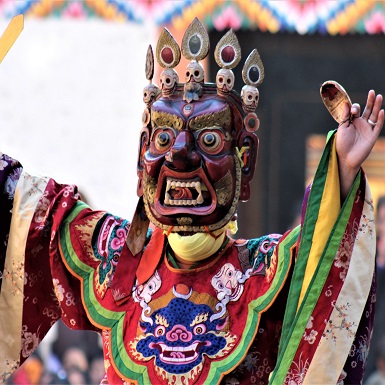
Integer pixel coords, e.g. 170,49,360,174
143,17,264,133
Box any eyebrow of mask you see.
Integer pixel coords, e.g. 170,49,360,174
151,110,184,130
188,106,231,130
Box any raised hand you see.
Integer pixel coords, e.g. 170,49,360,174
336,90,384,199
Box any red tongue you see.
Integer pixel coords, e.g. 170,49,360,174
173,187,193,199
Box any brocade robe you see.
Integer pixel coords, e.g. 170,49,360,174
0,133,376,385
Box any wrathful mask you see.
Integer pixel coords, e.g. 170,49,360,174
137,18,264,234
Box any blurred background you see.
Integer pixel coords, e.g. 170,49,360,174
1,1,385,384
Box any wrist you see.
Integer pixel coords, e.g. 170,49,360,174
337,159,360,202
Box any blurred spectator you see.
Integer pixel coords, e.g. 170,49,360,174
6,352,43,385
366,336,385,385
62,346,89,373
39,370,69,385
52,320,101,366
89,351,106,385
66,366,90,385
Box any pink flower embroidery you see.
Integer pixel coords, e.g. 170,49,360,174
34,197,50,223
21,331,39,358
53,278,65,302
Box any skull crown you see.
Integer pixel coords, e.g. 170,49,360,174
143,18,265,131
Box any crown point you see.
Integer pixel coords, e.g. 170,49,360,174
161,47,174,65
242,49,264,87
156,28,181,69
214,29,241,70
248,66,260,83
181,18,209,61
221,46,236,65
145,45,154,81
188,34,202,56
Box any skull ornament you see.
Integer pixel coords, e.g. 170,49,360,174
241,85,260,113
143,83,160,107
185,61,204,83
160,68,179,96
216,69,235,96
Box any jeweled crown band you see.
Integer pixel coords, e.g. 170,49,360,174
143,17,264,133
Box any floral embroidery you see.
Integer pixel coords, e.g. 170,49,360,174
323,303,355,343
334,217,359,281
34,197,50,224
43,307,60,325
0,159,8,171
346,330,370,374
3,259,24,296
303,329,318,345
0,358,19,384
325,284,333,297
303,316,318,345
30,244,43,257
285,353,309,385
27,271,43,288
21,326,40,358
334,239,352,281
5,167,22,199
20,174,49,198
53,278,65,302
65,291,77,306
357,199,374,237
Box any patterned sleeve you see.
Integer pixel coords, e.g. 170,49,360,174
270,133,376,385
0,154,23,281
0,154,96,383
341,270,376,384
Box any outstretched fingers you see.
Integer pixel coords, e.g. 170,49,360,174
350,103,360,119
368,94,383,128
361,90,376,120
374,108,385,136
362,91,383,126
